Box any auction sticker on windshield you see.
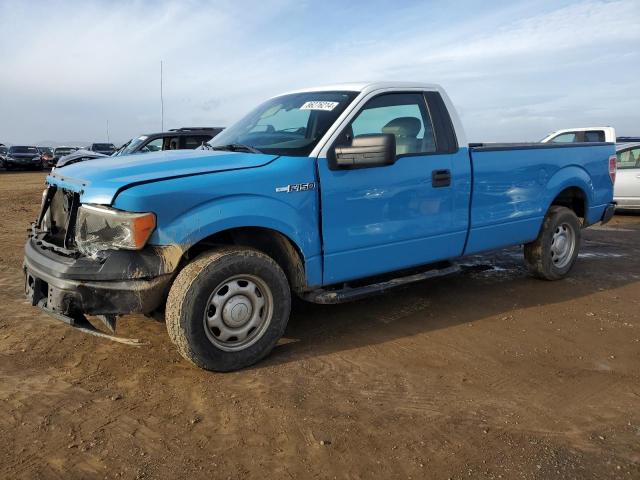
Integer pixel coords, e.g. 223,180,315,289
300,101,339,111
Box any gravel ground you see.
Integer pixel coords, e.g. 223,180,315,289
1,171,639,479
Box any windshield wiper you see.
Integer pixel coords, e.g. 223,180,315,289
210,144,262,154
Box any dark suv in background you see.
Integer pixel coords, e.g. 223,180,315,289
113,127,223,156
4,146,42,170
0,145,7,167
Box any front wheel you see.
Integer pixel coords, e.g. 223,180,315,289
524,206,581,280
166,247,291,371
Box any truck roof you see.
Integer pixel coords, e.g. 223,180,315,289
283,81,444,96
285,82,468,153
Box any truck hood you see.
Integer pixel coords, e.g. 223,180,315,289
47,149,279,204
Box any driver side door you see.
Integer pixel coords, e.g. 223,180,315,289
317,91,471,284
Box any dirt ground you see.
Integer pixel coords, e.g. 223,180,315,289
0,171,638,479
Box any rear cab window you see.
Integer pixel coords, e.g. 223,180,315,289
584,131,605,142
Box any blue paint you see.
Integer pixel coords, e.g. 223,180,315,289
48,149,278,205
46,124,614,289
464,143,614,254
317,149,471,283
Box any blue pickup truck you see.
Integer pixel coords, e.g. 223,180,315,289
24,82,617,371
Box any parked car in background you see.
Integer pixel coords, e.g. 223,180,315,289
24,82,616,371
113,127,224,156
4,146,42,170
0,145,7,168
54,149,108,168
614,142,640,210
541,127,615,143
37,147,54,168
87,143,116,155
52,146,77,165
616,136,640,143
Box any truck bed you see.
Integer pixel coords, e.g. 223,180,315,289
469,141,613,151
464,141,615,255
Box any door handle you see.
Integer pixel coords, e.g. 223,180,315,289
432,169,451,188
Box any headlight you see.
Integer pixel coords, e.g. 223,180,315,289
75,204,156,256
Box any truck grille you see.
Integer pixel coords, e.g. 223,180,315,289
39,186,80,249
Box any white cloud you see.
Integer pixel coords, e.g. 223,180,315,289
0,0,638,144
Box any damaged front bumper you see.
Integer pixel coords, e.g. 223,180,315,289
24,238,179,321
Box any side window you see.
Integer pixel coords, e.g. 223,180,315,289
550,132,578,143
182,135,211,149
617,148,640,169
584,130,605,142
348,93,436,156
141,138,163,152
165,137,180,150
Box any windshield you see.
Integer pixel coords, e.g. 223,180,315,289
54,148,74,155
119,136,149,155
10,146,39,154
208,91,358,156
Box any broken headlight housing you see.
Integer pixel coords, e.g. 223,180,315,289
75,204,156,257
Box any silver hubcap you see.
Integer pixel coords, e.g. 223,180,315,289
203,274,273,352
550,223,576,269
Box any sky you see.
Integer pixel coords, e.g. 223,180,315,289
0,0,639,145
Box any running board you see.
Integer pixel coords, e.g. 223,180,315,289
38,302,147,346
303,263,460,304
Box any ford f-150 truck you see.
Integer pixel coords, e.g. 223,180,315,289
24,82,617,371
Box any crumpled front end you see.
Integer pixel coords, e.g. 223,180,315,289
24,183,180,323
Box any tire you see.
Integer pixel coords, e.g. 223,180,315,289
166,247,291,371
524,206,581,280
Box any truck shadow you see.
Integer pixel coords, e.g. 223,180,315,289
258,224,640,369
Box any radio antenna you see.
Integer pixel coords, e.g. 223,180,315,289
160,60,164,131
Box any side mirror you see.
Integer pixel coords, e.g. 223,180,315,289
334,134,396,168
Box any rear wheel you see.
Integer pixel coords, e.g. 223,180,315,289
524,206,581,280
166,247,291,371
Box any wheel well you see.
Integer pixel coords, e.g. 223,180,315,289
185,227,306,293
550,187,586,220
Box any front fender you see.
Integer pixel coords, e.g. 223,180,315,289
152,194,323,287
152,194,320,260
111,155,322,283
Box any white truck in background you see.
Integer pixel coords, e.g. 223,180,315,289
541,127,616,143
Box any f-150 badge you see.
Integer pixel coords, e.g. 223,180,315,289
275,182,315,193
